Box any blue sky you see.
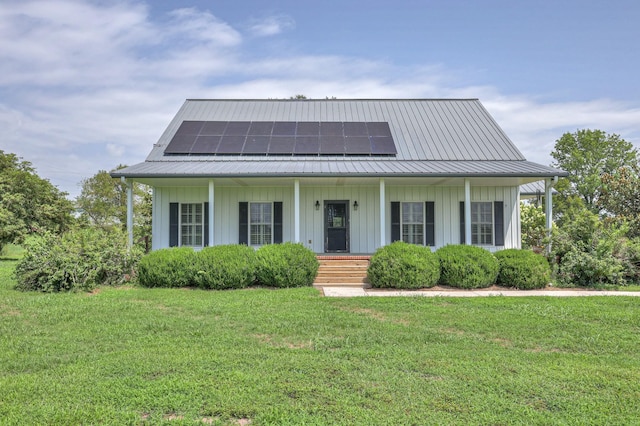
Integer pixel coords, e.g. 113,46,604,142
1,0,639,198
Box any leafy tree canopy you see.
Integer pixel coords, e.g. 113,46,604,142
76,165,151,248
0,150,73,251
551,129,638,213
598,165,640,237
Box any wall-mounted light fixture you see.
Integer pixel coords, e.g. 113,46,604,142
315,200,320,211
353,200,359,211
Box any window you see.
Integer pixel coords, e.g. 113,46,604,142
471,202,493,245
180,203,203,247
250,202,272,246
401,202,424,245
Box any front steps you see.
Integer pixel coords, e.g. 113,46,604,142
314,256,371,288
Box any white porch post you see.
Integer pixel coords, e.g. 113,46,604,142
294,178,300,243
545,177,555,254
124,177,133,248
379,178,386,247
208,179,214,246
464,178,471,245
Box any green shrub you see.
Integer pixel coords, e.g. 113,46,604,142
137,247,197,288
495,249,551,289
436,245,499,289
255,243,319,288
556,249,626,287
194,245,257,290
367,241,440,289
15,228,140,292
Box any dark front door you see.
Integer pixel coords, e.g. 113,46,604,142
325,201,349,253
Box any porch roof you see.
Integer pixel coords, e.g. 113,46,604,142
111,159,564,179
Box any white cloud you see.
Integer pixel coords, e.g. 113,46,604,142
248,15,295,37
0,0,638,199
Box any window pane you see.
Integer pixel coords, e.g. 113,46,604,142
180,203,203,247
249,203,273,246
401,202,424,245
471,202,493,245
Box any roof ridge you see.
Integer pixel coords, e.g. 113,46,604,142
184,98,480,102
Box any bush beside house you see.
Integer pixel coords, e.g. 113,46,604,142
367,241,440,289
495,249,551,289
194,245,257,290
255,242,319,288
15,228,140,292
436,245,499,289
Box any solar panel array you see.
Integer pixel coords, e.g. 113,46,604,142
163,121,397,156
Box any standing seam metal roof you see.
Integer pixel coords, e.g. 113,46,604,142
113,99,567,179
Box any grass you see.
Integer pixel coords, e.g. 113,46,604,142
1,260,640,425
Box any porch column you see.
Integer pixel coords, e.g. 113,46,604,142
208,179,214,246
379,178,386,247
545,177,555,254
124,177,133,248
464,178,471,245
294,178,300,243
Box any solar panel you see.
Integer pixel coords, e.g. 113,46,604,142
268,136,295,154
217,136,246,154
320,122,343,136
248,121,273,136
296,122,319,136
190,136,221,154
293,136,319,154
366,122,392,137
164,134,197,154
243,136,270,154
343,122,368,137
224,121,250,136
164,120,397,156
200,121,227,135
175,121,205,135
344,137,371,154
370,136,397,155
320,136,345,154
272,121,297,136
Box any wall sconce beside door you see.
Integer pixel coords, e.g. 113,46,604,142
315,200,320,211
353,201,358,211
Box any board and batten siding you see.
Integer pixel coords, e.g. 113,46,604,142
152,184,520,252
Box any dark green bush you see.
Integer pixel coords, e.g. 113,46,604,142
194,245,257,290
495,249,551,289
255,243,319,288
367,241,440,289
436,245,499,289
137,247,197,288
15,228,140,292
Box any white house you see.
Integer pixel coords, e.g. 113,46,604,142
112,99,566,253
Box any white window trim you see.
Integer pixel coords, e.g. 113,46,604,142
248,201,274,247
400,202,425,246
179,202,204,248
471,201,493,246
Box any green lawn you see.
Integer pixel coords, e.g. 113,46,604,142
1,260,639,425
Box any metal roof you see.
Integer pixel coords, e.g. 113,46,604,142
113,99,567,179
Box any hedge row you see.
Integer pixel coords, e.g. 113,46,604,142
137,242,319,289
367,242,550,290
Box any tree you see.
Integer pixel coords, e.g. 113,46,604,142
0,150,73,251
551,129,638,214
76,165,152,249
598,165,640,237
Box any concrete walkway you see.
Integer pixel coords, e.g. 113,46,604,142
320,287,640,297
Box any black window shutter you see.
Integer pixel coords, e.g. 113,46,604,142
391,202,400,242
239,202,248,245
169,203,179,247
273,202,283,244
425,201,435,246
494,201,504,246
204,202,209,247
459,201,466,244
